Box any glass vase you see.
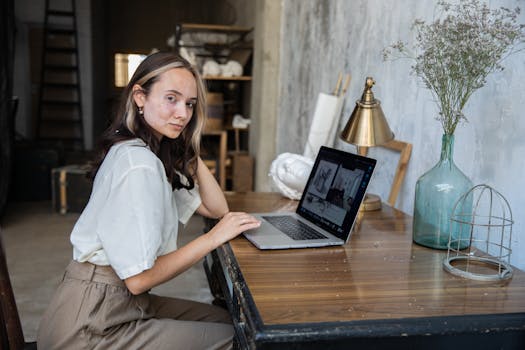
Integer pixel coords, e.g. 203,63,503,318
413,134,473,249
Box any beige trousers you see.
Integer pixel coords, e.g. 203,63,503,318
37,260,233,350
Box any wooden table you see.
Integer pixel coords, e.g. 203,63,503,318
204,192,525,349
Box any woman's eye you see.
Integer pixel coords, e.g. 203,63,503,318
186,101,195,109
166,95,176,103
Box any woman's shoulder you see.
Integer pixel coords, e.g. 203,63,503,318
112,138,148,150
110,138,151,156
93,138,168,192
106,138,162,171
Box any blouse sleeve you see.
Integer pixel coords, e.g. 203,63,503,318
96,165,168,279
173,185,201,225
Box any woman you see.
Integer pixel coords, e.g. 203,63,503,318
37,52,260,349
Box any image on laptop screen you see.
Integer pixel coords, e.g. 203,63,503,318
297,147,375,240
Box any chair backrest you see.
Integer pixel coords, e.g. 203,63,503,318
0,227,25,350
380,139,413,208
357,139,412,208
1,300,10,350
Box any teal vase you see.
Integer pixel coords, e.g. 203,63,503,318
413,134,473,249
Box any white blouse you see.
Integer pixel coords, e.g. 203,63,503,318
70,139,201,279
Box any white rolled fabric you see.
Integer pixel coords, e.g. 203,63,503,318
202,60,221,76
223,60,243,77
269,153,314,200
303,92,345,160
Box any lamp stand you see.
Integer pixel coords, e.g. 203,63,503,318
357,146,382,211
361,193,382,211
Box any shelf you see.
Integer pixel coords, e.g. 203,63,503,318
177,23,253,35
225,126,250,131
175,23,253,56
204,75,252,81
177,22,253,191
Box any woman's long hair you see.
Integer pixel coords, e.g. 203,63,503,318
89,52,207,190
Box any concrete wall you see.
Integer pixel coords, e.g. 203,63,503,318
250,0,282,191
271,0,525,270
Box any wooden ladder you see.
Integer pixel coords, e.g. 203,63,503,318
36,0,84,151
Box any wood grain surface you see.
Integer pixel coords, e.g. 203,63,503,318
224,192,525,325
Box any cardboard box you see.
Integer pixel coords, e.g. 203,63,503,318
51,165,92,214
231,153,254,192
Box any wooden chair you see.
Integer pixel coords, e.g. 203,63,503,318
0,228,37,350
381,139,412,207
202,130,228,190
357,139,412,208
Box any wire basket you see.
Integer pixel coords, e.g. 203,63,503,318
443,184,513,281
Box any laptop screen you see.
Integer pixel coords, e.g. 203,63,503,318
296,146,376,240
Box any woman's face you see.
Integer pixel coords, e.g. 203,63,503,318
133,67,197,140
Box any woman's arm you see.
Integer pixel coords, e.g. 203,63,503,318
194,156,229,218
124,211,260,295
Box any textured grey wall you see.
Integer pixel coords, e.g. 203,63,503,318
277,0,525,269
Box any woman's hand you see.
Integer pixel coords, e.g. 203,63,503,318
207,212,261,246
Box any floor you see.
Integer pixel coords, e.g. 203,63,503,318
1,200,213,342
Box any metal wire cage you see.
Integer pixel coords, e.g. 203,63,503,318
443,184,514,281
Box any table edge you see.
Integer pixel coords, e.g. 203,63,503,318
216,242,525,344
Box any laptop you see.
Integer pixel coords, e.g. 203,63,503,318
244,146,377,249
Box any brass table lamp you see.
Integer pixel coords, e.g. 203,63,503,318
340,77,394,211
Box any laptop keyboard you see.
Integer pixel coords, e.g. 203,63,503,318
262,216,327,240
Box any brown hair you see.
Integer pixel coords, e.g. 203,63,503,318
89,52,207,190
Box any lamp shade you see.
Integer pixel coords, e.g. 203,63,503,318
340,77,394,147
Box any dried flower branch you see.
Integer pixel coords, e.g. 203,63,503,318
383,0,525,135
